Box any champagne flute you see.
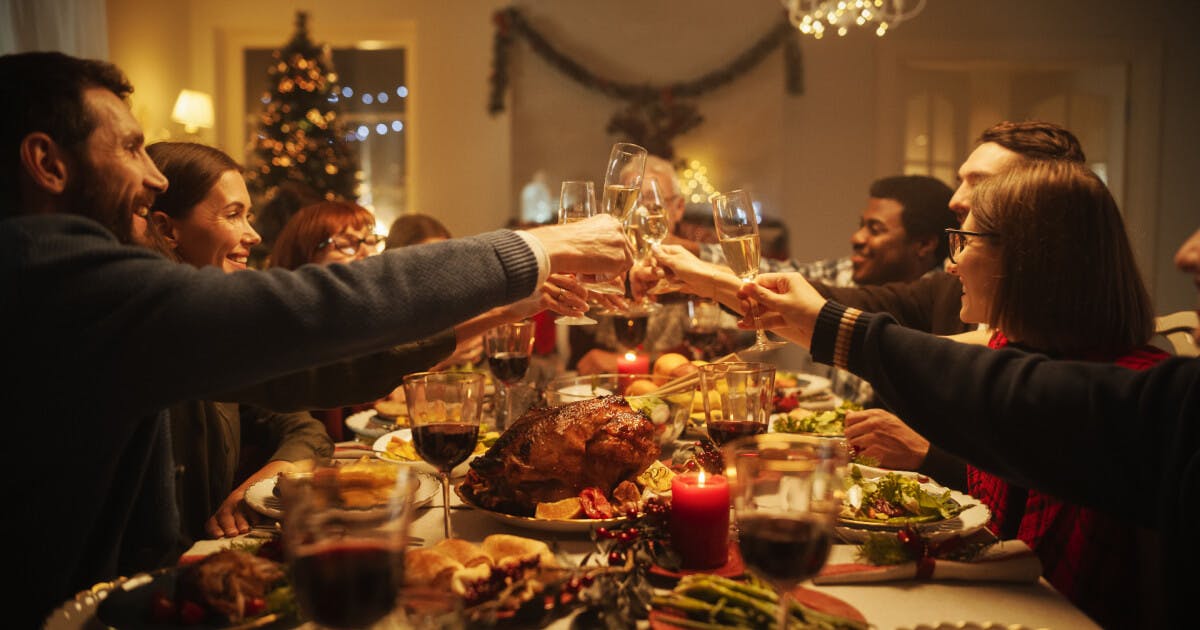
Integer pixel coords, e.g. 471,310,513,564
556,181,598,325
282,461,415,629
723,433,848,630
712,189,786,352
483,321,535,430
583,143,648,294
404,371,484,538
625,178,671,311
699,361,775,446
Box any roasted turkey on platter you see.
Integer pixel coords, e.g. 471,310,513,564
461,396,658,515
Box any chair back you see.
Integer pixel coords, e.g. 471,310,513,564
1153,311,1199,357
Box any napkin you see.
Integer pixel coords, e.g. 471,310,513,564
813,540,1042,585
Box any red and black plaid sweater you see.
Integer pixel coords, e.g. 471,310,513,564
967,332,1169,628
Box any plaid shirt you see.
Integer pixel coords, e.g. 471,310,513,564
968,332,1169,628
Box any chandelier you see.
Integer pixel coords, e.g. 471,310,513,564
781,0,926,39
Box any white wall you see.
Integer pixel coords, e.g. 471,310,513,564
107,0,1200,313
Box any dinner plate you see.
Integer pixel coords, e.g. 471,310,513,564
835,469,991,544
774,371,833,397
898,624,1041,630
373,429,479,477
244,470,440,518
768,412,846,437
95,567,298,630
345,409,403,440
454,485,629,534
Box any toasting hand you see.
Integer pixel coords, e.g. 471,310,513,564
528,214,633,276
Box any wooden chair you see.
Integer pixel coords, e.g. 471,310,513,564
1153,311,1199,357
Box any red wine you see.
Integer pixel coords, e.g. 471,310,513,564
291,542,402,629
488,351,530,385
707,420,766,445
737,514,832,584
684,327,719,349
613,314,649,351
412,423,479,470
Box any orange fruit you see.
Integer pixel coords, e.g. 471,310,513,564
653,353,691,377
535,497,583,520
624,379,659,397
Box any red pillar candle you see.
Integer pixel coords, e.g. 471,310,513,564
616,351,650,375
670,472,730,569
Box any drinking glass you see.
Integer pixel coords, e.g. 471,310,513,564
723,434,848,630
683,297,723,360
556,181,598,325
699,361,776,446
625,178,671,311
711,190,786,352
403,371,485,538
483,321,535,430
585,143,648,294
282,461,416,629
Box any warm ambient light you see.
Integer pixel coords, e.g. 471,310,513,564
781,0,925,39
171,89,214,133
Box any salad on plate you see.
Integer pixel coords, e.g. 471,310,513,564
840,465,965,527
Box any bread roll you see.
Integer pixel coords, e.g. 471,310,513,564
433,538,492,568
482,534,557,569
404,549,464,590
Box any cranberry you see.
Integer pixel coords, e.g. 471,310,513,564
178,600,206,625
607,551,625,566
148,591,175,623
243,596,266,617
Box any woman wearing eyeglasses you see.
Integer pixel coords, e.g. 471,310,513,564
269,200,387,268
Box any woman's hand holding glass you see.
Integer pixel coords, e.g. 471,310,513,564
734,272,829,348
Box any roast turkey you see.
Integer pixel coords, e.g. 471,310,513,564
461,395,658,515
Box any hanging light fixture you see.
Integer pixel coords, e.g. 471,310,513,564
781,0,926,39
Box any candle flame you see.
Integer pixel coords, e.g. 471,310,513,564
624,351,637,360
697,470,706,484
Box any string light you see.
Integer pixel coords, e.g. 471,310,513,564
679,159,718,205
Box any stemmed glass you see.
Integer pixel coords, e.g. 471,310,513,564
584,142,648,295
483,321,535,430
282,461,416,629
699,361,776,446
555,181,598,325
403,371,485,538
723,433,849,630
624,178,670,312
711,189,786,352
683,297,723,360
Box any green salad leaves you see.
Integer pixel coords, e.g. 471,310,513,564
774,400,862,435
840,465,963,525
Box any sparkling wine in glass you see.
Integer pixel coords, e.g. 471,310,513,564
712,190,786,352
556,181,599,325
699,361,775,446
404,371,484,538
483,321,535,430
724,433,849,630
282,462,416,629
584,143,647,295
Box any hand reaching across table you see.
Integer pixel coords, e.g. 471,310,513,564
527,214,633,275
843,408,930,471
206,460,298,538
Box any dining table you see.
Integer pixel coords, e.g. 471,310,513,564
48,445,1101,630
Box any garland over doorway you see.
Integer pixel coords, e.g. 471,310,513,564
488,7,804,159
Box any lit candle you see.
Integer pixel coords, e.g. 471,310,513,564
670,471,730,569
616,351,649,376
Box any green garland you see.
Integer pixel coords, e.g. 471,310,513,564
488,7,804,157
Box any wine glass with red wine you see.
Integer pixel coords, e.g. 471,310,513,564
404,371,485,538
282,462,416,629
698,361,776,446
723,433,849,629
483,321,535,430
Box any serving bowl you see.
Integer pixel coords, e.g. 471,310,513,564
544,373,696,447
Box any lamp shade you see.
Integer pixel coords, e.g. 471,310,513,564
171,89,214,132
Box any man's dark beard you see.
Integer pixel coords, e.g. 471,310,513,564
61,154,136,244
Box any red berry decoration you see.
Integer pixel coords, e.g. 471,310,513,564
243,596,266,617
178,600,206,626
607,550,625,566
148,591,175,623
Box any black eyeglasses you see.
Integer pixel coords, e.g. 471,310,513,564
945,228,997,264
317,233,386,256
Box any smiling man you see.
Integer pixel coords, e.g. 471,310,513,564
847,175,954,286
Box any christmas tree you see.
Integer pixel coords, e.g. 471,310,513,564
245,12,360,204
